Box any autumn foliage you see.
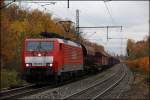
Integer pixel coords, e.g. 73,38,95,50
0,4,104,70
126,38,149,59
126,37,149,73
126,57,149,73
0,4,75,69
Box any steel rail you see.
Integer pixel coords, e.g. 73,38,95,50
116,65,132,98
0,65,121,99
0,69,104,99
92,67,126,100
62,67,120,100
0,84,34,93
0,83,58,100
0,84,35,99
100,64,128,99
0,70,100,99
0,84,38,100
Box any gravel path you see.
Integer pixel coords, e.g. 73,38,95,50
20,64,121,99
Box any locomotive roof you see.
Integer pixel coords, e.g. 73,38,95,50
26,38,58,41
25,38,82,48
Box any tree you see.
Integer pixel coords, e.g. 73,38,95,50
126,39,135,58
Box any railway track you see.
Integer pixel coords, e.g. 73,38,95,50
19,64,121,99
0,64,125,99
0,80,76,99
0,84,55,100
0,69,102,99
98,64,133,99
62,64,126,99
0,84,35,99
92,68,126,99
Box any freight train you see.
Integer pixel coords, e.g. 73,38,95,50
21,33,120,83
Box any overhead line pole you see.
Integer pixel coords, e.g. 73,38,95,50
68,0,69,8
76,9,80,40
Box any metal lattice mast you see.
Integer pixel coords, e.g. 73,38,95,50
76,9,79,37
19,0,21,8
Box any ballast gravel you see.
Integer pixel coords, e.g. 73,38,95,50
20,64,120,99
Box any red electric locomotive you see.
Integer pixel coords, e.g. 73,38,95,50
21,33,120,83
22,38,83,82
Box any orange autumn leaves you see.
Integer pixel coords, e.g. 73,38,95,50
126,37,149,73
126,57,149,73
127,37,149,59
137,57,149,72
0,4,76,68
1,4,104,69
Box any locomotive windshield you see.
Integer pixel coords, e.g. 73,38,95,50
26,41,53,51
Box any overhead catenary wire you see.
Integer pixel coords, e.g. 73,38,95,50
34,1,67,20
0,0,16,9
15,0,57,4
103,1,115,25
18,1,62,19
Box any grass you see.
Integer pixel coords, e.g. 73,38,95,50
0,68,27,90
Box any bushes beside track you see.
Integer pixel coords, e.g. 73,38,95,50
125,56,149,73
124,37,149,99
0,69,27,90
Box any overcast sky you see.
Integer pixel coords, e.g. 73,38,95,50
10,0,149,55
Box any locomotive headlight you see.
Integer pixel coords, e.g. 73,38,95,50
47,63,53,67
49,63,53,67
26,63,31,67
26,63,30,67
38,53,41,57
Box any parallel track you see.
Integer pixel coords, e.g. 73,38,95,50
0,81,70,99
0,84,35,99
92,69,126,99
0,65,124,100
0,69,102,99
62,64,126,99
100,64,132,99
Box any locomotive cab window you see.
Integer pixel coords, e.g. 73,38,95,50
26,41,53,51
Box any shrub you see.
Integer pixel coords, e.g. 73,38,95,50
126,57,149,73
0,69,26,89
